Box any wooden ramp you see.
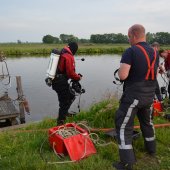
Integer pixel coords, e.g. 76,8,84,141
0,96,19,126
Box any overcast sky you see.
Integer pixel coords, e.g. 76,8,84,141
0,0,170,42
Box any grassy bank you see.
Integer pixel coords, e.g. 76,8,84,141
0,99,170,170
0,43,130,56
1,43,170,57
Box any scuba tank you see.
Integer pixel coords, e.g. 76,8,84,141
45,49,60,87
46,49,60,79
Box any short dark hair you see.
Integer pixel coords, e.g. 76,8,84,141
68,42,78,55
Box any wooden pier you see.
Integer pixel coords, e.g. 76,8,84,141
0,52,28,127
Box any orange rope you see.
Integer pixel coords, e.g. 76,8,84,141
90,123,170,133
1,123,170,133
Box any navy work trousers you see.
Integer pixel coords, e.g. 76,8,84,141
115,81,156,164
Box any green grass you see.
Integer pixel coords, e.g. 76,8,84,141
0,43,129,56
0,99,170,170
0,43,170,57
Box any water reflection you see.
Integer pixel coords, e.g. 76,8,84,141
0,55,124,122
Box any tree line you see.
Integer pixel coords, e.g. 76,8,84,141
42,32,170,44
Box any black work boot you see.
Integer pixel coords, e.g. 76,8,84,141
112,162,133,170
57,120,64,126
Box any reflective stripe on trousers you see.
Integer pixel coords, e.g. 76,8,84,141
145,106,155,142
119,99,139,150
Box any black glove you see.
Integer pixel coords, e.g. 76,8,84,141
78,73,83,77
45,77,52,87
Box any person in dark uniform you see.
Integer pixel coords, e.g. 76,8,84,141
52,42,81,125
113,24,159,170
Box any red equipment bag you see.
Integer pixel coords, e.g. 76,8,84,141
153,100,163,116
48,123,96,161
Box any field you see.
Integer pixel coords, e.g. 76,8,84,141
0,43,170,57
0,99,170,170
0,43,169,57
0,43,129,56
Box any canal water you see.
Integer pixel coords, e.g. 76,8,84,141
0,55,165,123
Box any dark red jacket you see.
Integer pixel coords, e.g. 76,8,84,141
57,47,81,81
164,51,170,71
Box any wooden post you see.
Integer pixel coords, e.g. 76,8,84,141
16,76,25,124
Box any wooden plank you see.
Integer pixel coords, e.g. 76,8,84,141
0,114,19,120
16,76,25,124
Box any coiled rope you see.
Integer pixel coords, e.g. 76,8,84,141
40,122,115,164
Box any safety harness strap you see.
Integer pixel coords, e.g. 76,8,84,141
136,44,157,80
